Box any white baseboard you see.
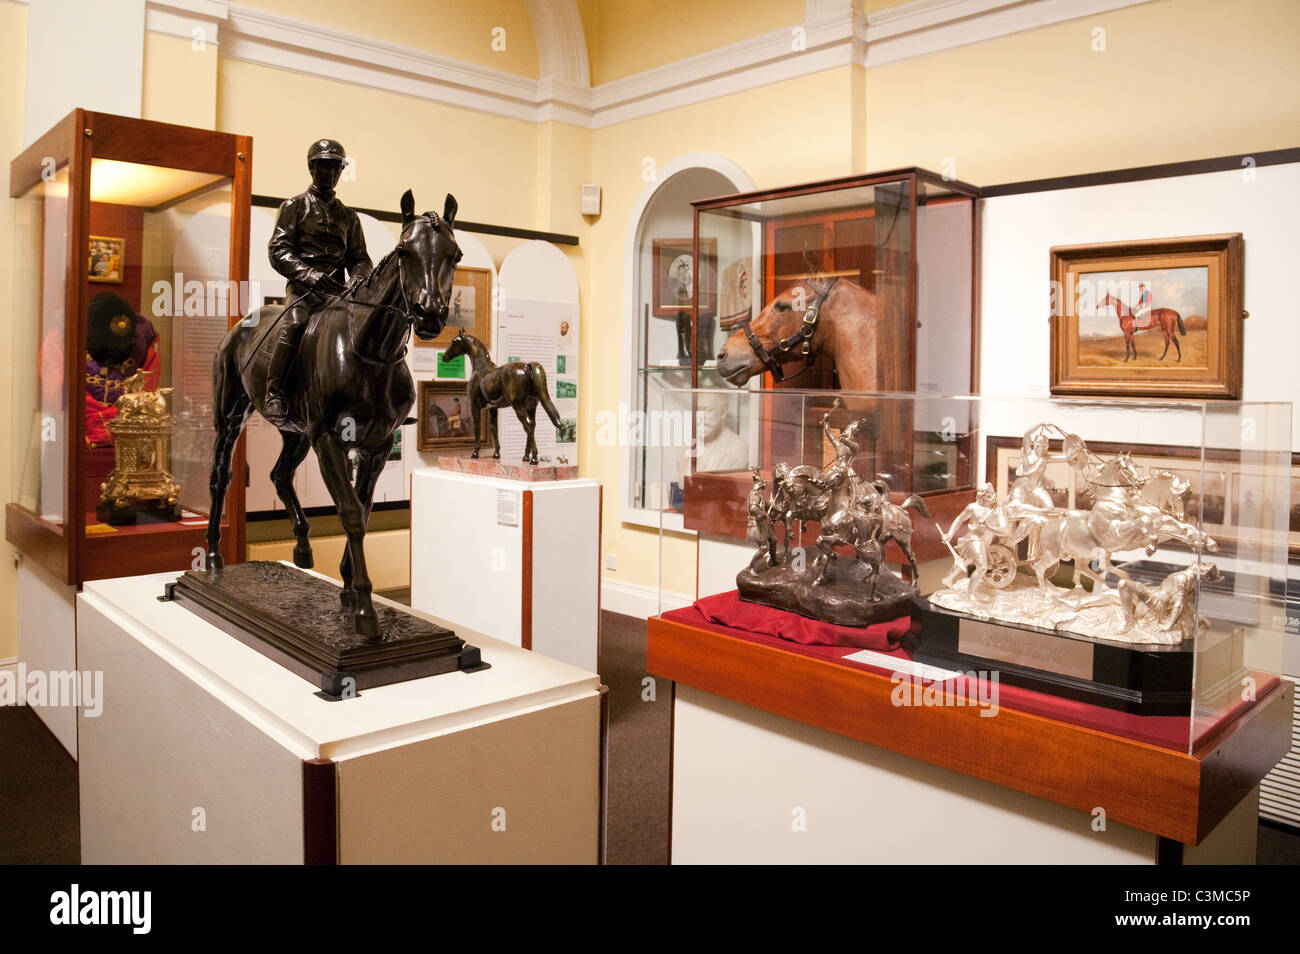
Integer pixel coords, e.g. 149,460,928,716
601,579,692,621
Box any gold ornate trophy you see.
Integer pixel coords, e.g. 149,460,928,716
97,370,182,524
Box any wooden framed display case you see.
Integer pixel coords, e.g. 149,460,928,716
7,109,252,585
668,170,980,536
650,389,1294,858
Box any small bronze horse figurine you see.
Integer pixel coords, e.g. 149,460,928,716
441,330,562,465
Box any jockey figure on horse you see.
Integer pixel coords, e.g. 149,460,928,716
264,138,373,423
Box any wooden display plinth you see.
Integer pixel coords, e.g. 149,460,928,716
648,612,1292,846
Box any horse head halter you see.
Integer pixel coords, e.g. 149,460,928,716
340,212,452,363
741,277,837,383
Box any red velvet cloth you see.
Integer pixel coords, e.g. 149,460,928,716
694,590,915,651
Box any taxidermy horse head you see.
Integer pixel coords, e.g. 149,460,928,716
715,277,883,391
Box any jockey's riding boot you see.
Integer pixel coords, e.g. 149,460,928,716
264,323,306,423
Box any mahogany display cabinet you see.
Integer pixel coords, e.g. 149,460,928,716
667,169,980,538
7,109,253,585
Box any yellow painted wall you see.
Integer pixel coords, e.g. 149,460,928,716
863,0,1300,184
580,0,807,85
588,68,861,598
142,31,218,129
0,0,26,660
4,0,1298,635
215,58,543,225
238,0,539,77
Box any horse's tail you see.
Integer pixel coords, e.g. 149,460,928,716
902,493,930,520
531,364,563,428
1176,312,1186,335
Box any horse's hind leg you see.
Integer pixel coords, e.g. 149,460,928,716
272,430,314,568
900,539,920,581
314,433,379,640
205,350,252,571
515,399,538,464
1159,335,1171,360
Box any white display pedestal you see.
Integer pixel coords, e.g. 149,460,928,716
16,559,78,758
410,468,601,673
669,685,1258,865
76,569,602,864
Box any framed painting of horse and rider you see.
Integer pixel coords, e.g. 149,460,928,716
1049,233,1244,398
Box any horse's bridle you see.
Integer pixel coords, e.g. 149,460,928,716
740,277,837,383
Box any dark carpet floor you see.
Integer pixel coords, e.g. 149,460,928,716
1,608,1296,866
0,706,79,864
599,610,672,865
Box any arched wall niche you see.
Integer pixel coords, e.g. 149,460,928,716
620,155,756,530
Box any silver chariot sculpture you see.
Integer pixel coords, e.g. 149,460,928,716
930,423,1219,645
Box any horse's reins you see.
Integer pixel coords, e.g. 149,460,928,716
741,277,838,383
241,216,449,374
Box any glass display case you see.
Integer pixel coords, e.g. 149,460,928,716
628,168,979,526
7,109,252,584
658,387,1294,754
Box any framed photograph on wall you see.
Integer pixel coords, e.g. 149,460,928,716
1049,234,1244,398
986,435,1300,556
414,265,491,350
88,235,125,283
652,238,716,318
417,381,477,452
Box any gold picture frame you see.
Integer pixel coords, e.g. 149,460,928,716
417,380,478,452
414,265,491,350
1049,234,1244,398
652,237,716,318
88,235,125,283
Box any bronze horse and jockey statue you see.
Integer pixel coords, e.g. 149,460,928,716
738,404,928,627
201,187,463,641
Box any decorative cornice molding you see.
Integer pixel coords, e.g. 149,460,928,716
526,0,590,87
140,0,1154,128
145,0,227,45
863,0,1153,68
589,9,860,128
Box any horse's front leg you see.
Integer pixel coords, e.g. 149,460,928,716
314,433,380,641
489,407,501,458
338,443,390,616
469,395,484,459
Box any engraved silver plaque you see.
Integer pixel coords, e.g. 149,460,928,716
958,619,1095,680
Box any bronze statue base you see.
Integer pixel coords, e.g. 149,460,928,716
736,562,918,628
162,561,488,698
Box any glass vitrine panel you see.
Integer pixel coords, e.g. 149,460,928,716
660,387,1293,755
